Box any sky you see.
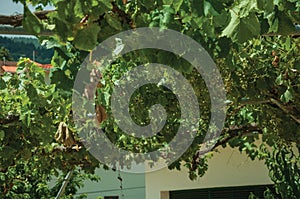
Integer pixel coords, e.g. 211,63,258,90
0,1,26,15
0,0,54,15
0,1,54,37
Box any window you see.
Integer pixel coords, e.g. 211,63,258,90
170,184,277,199
104,196,119,199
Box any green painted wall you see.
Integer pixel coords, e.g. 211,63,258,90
76,168,145,199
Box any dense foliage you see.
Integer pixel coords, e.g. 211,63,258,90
0,0,300,198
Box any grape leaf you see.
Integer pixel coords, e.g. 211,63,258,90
163,0,173,5
22,5,42,35
280,88,293,103
173,0,183,12
105,14,122,30
222,11,260,43
73,24,100,51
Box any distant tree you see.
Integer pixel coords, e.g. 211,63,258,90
0,46,13,61
0,36,53,63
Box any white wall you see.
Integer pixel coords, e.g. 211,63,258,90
145,146,272,199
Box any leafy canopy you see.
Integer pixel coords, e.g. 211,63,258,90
1,0,300,198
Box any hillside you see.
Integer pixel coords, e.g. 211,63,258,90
0,36,53,63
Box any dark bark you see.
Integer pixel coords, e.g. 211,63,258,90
190,123,262,171
0,115,19,125
0,10,55,27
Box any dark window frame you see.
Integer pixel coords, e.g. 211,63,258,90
170,184,278,199
104,196,119,199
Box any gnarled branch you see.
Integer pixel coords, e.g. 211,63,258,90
190,123,262,171
0,115,19,125
0,10,55,27
269,98,300,125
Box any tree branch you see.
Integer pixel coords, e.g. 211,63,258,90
214,123,262,149
262,32,300,37
230,98,300,125
0,115,19,125
0,10,55,27
191,96,300,170
269,98,300,125
190,123,262,171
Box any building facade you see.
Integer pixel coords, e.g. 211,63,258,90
76,145,272,199
146,146,272,199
